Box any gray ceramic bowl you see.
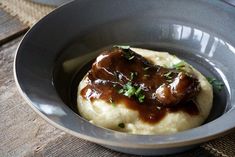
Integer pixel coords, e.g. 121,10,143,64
14,0,235,155
31,0,72,6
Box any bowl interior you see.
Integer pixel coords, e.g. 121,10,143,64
53,22,231,125
15,0,235,147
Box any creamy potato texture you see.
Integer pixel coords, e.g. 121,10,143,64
77,48,213,135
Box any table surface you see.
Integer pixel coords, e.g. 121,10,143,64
0,7,233,157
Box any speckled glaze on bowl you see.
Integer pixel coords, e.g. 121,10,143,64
14,0,235,155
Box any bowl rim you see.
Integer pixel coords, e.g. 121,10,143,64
14,0,235,149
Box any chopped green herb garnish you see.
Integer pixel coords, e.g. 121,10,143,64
118,82,145,103
116,46,135,60
114,72,120,81
166,79,173,83
109,97,114,103
143,67,150,71
130,72,138,80
156,106,161,110
123,82,136,98
144,74,150,77
207,77,224,91
173,61,186,70
135,86,145,103
109,97,113,103
163,64,168,68
138,94,145,103
118,123,125,128
130,72,134,80
113,45,130,49
118,89,124,94
135,86,142,96
112,84,117,88
128,55,135,60
163,71,173,79
109,97,116,107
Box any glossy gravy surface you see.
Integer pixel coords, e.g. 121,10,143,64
81,48,200,123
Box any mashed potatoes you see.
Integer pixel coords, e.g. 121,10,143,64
77,47,213,135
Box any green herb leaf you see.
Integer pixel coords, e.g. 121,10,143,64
113,45,132,55
109,97,116,107
114,72,120,81
163,71,173,79
118,89,124,94
117,46,135,60
143,67,150,71
138,94,145,103
128,56,135,60
123,82,136,98
130,72,138,80
173,61,186,70
118,82,145,103
109,97,113,103
130,72,134,80
118,123,125,128
144,74,150,78
163,64,168,68
207,77,224,91
135,86,145,103
135,86,142,96
124,82,132,89
113,45,130,49
166,79,173,83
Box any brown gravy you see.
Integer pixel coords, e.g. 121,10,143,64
80,47,200,124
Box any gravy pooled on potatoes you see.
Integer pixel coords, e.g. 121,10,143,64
81,47,200,123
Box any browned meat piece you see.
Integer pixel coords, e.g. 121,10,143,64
81,47,201,123
156,72,200,107
88,47,200,106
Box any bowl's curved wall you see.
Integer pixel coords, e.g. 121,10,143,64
15,0,235,155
